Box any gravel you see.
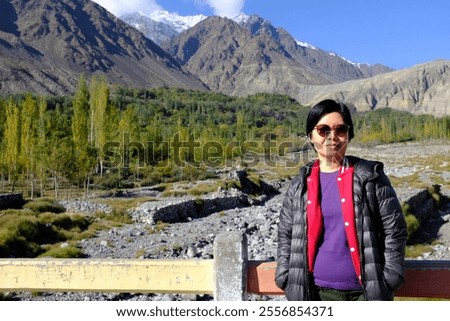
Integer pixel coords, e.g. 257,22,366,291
8,142,450,301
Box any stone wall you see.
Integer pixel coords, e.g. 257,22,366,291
0,193,25,210
131,190,250,225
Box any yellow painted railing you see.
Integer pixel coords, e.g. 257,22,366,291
0,259,214,294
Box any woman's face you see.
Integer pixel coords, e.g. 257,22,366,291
309,112,350,168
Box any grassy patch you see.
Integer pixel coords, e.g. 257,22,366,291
389,173,429,189
38,244,85,258
93,196,156,213
186,181,222,196
94,209,133,226
405,244,435,258
0,196,136,258
23,199,66,214
0,209,93,258
146,221,170,234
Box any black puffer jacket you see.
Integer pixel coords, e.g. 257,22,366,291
275,156,408,300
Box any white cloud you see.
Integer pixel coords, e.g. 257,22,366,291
199,0,245,18
92,0,246,19
92,0,162,17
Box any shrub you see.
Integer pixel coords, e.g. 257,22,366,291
24,199,66,214
16,218,40,240
0,229,43,258
94,176,134,189
194,198,205,214
405,214,421,243
39,245,85,258
427,184,443,207
0,209,94,258
140,172,164,187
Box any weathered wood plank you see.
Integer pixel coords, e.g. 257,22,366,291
0,259,214,294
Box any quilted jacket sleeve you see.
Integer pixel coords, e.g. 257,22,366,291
373,167,408,291
275,178,296,290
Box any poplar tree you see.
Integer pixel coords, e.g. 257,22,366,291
4,99,21,191
118,105,141,178
89,75,110,176
72,75,96,196
144,113,164,166
35,97,48,197
72,75,90,150
44,106,75,199
0,99,7,186
20,94,39,198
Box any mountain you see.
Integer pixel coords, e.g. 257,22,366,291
162,15,393,101
120,12,179,47
296,60,450,116
236,15,393,80
150,13,447,116
120,10,207,46
1,2,448,116
122,11,391,79
0,0,207,96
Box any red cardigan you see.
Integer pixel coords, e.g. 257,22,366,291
306,160,362,283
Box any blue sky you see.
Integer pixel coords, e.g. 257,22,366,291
93,0,450,70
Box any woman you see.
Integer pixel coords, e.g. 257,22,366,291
275,99,407,301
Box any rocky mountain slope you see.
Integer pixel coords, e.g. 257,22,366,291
0,0,207,96
162,15,391,99
160,14,449,115
236,15,392,80
295,59,450,116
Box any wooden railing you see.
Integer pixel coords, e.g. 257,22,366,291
247,260,450,299
1,232,449,300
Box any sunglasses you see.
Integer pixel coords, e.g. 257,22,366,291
314,124,350,137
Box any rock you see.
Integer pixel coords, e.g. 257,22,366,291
186,246,197,258
11,143,450,301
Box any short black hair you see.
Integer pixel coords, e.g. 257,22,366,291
306,99,355,140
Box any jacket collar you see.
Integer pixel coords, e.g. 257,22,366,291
346,156,382,182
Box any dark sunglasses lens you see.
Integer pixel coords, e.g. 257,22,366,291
316,125,331,136
335,125,349,136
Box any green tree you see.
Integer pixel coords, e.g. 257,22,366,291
72,75,90,150
43,106,75,199
89,75,114,176
72,75,97,197
118,104,141,179
35,97,49,197
4,99,21,191
20,94,39,198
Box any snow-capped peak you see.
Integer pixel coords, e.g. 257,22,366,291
148,10,207,33
233,13,250,24
329,52,362,66
296,40,317,50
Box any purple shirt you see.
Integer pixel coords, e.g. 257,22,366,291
313,171,362,290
